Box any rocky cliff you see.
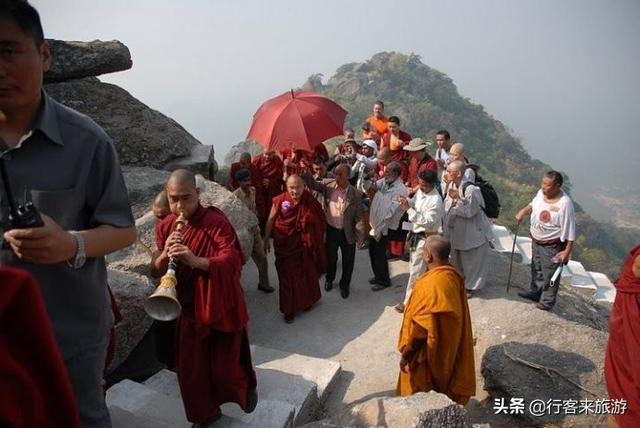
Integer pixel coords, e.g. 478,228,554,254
43,39,255,373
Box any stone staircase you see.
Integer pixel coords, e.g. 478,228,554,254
106,344,342,427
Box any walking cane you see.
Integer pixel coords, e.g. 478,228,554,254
506,220,521,294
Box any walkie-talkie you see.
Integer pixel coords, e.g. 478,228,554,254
0,149,44,229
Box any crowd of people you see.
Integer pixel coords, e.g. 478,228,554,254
1,1,638,427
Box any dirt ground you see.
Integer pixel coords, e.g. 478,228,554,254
242,246,543,426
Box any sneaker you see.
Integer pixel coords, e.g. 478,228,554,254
368,277,378,285
371,283,390,292
325,281,334,291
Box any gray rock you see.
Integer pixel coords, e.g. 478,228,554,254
106,269,155,373
121,166,170,219
107,211,156,277
45,77,199,167
481,336,608,426
162,144,218,181
198,178,258,260
333,391,471,427
224,140,264,166
45,39,132,82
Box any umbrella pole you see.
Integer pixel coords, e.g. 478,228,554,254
506,220,521,294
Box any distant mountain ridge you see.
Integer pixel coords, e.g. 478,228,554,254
303,52,639,278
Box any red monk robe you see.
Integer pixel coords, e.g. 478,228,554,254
406,155,438,189
0,267,80,428
155,205,257,423
271,190,326,317
381,130,412,162
253,153,284,231
605,244,640,428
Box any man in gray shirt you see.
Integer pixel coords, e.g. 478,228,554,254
0,1,136,426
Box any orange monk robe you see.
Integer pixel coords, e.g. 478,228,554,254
397,264,476,405
366,114,389,137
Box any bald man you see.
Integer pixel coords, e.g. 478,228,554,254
151,169,257,425
443,160,494,297
442,143,475,193
153,190,170,220
264,175,326,322
397,236,475,404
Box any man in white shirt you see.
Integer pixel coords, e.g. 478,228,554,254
434,129,451,174
515,170,576,310
443,160,494,297
368,162,408,290
395,169,444,312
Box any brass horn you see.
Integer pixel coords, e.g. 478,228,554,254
144,210,187,321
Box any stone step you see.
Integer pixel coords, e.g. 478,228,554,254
108,345,341,427
250,344,342,405
106,379,189,428
109,376,294,428
142,369,295,427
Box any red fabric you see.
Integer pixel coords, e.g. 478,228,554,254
155,206,256,422
407,155,438,188
247,90,347,153
0,267,80,428
605,244,640,428
388,240,406,257
228,162,262,192
381,130,412,161
253,154,284,229
271,191,326,315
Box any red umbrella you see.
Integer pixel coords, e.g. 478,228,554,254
247,90,347,153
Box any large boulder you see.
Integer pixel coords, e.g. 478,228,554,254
473,252,610,426
121,166,171,218
162,145,218,181
223,140,264,166
106,269,155,373
45,39,132,82
197,178,258,260
331,392,471,427
45,77,199,167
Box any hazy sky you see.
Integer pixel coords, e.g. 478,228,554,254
33,0,640,214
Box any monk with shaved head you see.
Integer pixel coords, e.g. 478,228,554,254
397,235,475,404
264,174,326,323
151,169,257,425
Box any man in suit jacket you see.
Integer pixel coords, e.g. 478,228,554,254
303,164,364,298
443,160,494,298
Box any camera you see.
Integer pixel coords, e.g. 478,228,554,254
1,153,44,230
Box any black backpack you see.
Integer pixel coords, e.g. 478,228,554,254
461,165,501,218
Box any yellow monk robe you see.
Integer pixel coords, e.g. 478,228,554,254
397,264,476,405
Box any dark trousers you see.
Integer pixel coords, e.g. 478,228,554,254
529,241,565,308
326,225,356,290
368,234,390,286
